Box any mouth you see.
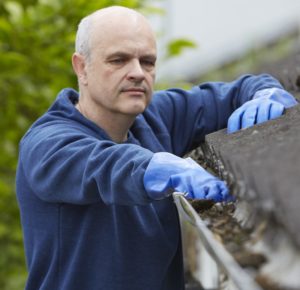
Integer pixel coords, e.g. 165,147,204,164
121,87,147,95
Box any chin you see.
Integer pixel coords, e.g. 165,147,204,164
130,107,147,115
125,107,146,116
125,101,148,115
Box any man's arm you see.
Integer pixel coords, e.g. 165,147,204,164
18,126,154,206
18,125,231,205
141,74,297,203
148,74,286,156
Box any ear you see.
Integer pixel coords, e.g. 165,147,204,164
72,53,88,86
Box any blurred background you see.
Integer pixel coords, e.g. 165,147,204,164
154,0,300,83
0,0,299,289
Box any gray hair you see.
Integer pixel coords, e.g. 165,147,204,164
75,7,150,60
75,13,93,60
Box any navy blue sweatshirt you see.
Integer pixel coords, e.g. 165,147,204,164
16,74,282,290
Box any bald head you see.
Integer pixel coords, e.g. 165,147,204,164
75,6,156,60
72,6,157,141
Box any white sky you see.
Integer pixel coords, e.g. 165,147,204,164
149,0,300,81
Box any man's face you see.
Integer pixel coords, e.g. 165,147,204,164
83,18,157,118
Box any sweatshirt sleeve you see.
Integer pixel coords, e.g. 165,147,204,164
18,124,154,206
147,74,283,155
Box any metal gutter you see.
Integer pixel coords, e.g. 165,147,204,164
173,193,263,290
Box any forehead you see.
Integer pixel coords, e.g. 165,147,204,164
101,39,156,60
90,14,156,57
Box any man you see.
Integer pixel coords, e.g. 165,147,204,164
16,6,297,290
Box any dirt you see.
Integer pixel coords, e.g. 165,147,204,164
189,200,294,290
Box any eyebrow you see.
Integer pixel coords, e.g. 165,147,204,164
106,51,157,61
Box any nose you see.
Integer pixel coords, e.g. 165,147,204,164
126,59,145,82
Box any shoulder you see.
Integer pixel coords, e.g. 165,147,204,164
20,89,111,150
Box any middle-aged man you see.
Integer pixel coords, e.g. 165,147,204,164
16,6,298,290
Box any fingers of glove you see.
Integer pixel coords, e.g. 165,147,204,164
220,185,235,202
256,101,273,123
256,101,284,124
227,107,244,133
202,184,221,201
269,102,285,120
204,182,231,202
192,180,229,202
192,186,209,200
241,104,258,129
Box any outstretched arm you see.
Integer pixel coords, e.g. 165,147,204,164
148,74,286,155
18,126,154,206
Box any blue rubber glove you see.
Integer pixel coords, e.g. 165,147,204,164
144,152,232,202
227,88,297,133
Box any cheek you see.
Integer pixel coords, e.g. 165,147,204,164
89,72,116,94
146,71,155,86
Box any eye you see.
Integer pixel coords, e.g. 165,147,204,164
141,59,156,69
110,58,126,65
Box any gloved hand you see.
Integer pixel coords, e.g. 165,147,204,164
143,152,232,202
227,88,297,133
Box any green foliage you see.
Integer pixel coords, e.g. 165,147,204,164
165,38,197,59
0,1,194,288
0,0,156,289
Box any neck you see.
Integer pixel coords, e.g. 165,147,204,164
76,101,134,143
